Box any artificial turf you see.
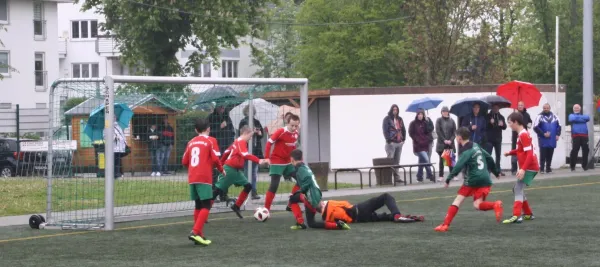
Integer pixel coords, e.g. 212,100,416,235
1,175,600,267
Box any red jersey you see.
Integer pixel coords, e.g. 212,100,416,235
507,129,539,171
265,127,298,165
182,135,224,185
208,136,221,157
221,138,260,169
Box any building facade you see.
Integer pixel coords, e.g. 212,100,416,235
0,0,72,109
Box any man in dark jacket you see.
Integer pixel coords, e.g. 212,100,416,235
460,103,486,146
147,124,161,176
511,101,532,175
159,118,175,174
208,104,236,153
485,104,507,176
382,104,406,182
533,103,561,173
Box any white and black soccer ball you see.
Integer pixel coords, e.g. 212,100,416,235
253,207,270,222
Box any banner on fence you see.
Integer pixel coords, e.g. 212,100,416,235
20,140,78,152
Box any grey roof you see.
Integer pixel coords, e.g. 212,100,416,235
64,94,181,116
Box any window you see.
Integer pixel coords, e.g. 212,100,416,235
33,2,45,39
0,0,8,24
195,62,211,77
0,51,9,75
71,20,98,39
221,60,238,78
35,53,45,88
72,63,100,78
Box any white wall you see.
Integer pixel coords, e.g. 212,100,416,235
330,92,567,170
0,0,61,108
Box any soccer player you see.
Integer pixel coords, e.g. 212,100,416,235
319,193,423,224
287,149,350,230
214,126,266,219
182,118,225,246
503,112,539,224
263,114,301,211
434,127,503,232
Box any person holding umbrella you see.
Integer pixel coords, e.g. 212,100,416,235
533,103,561,174
406,97,442,162
460,103,486,146
485,103,508,176
435,106,457,181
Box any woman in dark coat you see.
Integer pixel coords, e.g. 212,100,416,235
409,110,434,182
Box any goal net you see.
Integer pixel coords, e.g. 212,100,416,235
44,76,308,230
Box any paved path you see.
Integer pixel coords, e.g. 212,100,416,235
2,169,597,227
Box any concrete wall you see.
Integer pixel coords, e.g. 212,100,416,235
306,98,330,163
330,88,567,170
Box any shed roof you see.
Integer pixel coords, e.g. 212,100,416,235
64,94,181,116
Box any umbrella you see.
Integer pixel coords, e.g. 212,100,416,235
481,95,512,109
449,98,490,117
406,97,443,112
229,98,279,130
83,103,134,141
194,86,242,106
265,105,300,134
496,81,542,109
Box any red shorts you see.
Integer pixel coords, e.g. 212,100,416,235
457,185,491,200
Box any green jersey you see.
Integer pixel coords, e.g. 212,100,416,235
295,163,322,207
446,142,499,187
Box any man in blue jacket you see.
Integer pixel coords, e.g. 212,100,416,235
460,103,486,146
533,103,561,173
568,104,590,171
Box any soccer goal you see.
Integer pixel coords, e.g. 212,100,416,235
43,75,309,230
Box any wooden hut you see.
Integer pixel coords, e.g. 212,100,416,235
64,94,181,175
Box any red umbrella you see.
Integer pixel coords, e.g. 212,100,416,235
496,81,542,109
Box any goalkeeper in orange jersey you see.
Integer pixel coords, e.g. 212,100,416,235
434,127,503,232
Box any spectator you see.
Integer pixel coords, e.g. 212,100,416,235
511,101,532,175
420,109,435,161
113,116,127,179
239,105,264,200
158,117,175,175
147,124,161,176
409,110,434,182
382,104,406,183
460,103,486,146
208,104,235,153
485,104,507,176
533,103,561,174
568,104,590,171
435,106,456,182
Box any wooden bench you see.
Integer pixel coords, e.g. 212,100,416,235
332,163,436,189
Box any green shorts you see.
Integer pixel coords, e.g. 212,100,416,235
269,164,295,177
522,170,537,186
215,165,249,191
305,188,322,208
189,183,213,201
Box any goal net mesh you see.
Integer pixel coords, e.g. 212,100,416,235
46,78,304,229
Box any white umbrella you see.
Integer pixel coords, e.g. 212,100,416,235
229,98,279,130
265,105,300,134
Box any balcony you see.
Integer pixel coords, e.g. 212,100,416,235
58,38,67,58
35,71,48,92
33,20,47,41
96,35,121,57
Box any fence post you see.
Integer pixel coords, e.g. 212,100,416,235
104,76,115,230
16,104,20,171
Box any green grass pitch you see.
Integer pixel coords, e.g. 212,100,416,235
1,175,600,267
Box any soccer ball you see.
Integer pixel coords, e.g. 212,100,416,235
253,207,270,222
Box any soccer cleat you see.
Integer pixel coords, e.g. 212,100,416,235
336,220,351,230
188,234,212,246
290,223,307,230
493,201,503,223
394,216,416,223
502,216,523,224
434,224,449,232
523,214,535,221
230,204,243,219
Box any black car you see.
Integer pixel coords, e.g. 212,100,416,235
0,138,72,177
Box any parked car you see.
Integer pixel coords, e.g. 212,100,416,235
0,138,72,177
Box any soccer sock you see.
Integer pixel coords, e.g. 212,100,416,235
324,222,339,230
265,191,275,210
192,208,210,237
478,201,495,211
443,205,459,226
235,191,249,207
299,194,316,213
513,201,523,217
291,185,300,194
193,209,201,223
290,203,304,224
393,214,402,221
522,200,533,215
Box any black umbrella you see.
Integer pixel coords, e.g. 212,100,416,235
450,98,490,117
481,95,511,109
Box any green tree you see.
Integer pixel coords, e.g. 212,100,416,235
78,0,275,77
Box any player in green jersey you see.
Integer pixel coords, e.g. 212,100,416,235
434,127,504,232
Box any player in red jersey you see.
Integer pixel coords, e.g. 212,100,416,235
503,112,539,224
182,118,224,246
263,114,300,211
214,126,266,218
